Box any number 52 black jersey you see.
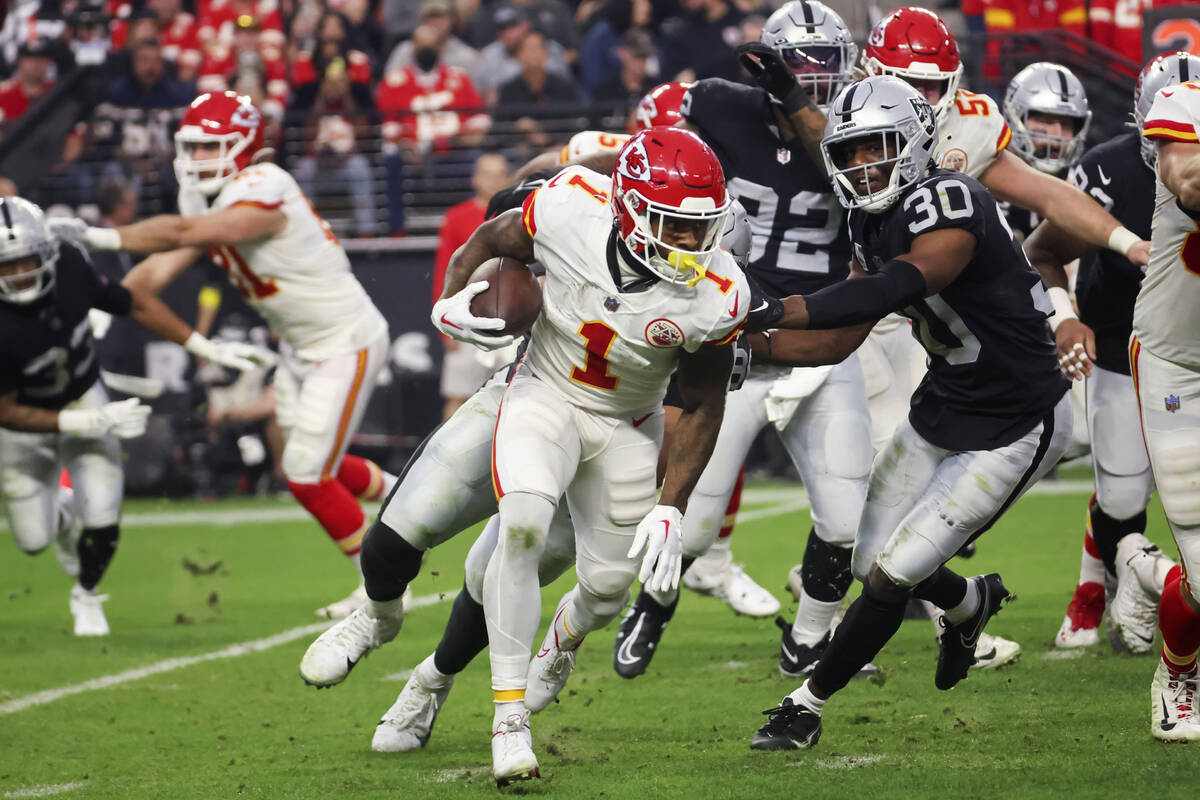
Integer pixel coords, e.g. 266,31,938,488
849,168,1069,450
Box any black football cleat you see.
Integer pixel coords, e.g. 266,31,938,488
750,697,822,751
935,573,1011,691
613,590,678,679
776,616,880,679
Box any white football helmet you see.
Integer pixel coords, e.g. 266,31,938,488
1003,62,1091,174
821,76,938,213
720,200,751,269
0,197,58,305
1134,51,1200,169
760,1,857,111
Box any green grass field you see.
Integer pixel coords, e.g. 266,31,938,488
0,476,1193,799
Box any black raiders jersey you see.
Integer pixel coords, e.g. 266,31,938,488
0,242,133,410
682,78,851,297
1068,132,1152,376
849,168,1070,450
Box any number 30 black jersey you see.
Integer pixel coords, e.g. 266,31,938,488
682,78,851,297
0,242,132,410
849,169,1069,450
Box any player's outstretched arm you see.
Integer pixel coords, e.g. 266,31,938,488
0,391,63,433
748,324,873,367
1024,220,1097,379
125,285,277,372
766,229,974,331
52,206,286,254
0,391,150,438
734,43,828,176
979,149,1149,265
121,247,203,296
1157,140,1200,210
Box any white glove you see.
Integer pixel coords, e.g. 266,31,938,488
184,332,279,372
431,281,515,351
47,218,122,251
59,398,151,439
628,504,685,593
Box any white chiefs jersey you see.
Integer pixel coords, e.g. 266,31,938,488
197,163,388,361
1136,83,1200,368
559,130,631,163
933,89,1013,179
519,165,748,416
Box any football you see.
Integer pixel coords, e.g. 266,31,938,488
468,257,542,336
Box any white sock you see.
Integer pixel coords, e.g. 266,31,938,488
415,652,451,689
378,469,398,499
792,588,842,646
349,551,362,573
943,578,981,626
493,699,526,726
787,680,826,714
368,597,404,619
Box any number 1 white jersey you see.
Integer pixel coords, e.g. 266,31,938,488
519,166,749,417
195,163,388,361
1138,84,1200,369
933,89,1013,179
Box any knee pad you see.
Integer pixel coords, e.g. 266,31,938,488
496,491,555,553
1094,473,1153,523
801,529,854,602
576,570,632,621
1088,495,1147,573
361,521,425,601
1156,443,1200,527
281,439,324,484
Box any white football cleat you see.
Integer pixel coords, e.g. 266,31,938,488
491,710,539,786
300,604,402,687
372,655,454,752
970,631,1021,670
70,583,109,636
1151,661,1200,742
1112,534,1168,654
315,582,368,620
54,488,81,578
525,630,578,713
684,547,781,618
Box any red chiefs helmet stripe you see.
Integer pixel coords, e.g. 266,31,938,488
1144,118,1200,142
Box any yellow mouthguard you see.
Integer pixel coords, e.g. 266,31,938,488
668,251,707,286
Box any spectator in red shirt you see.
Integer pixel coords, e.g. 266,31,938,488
432,151,511,419
197,14,289,116
0,40,54,133
980,0,1086,36
376,22,489,233
197,0,285,53
112,0,203,80
1089,0,1195,65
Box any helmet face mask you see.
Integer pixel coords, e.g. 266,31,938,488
1134,51,1200,169
761,1,857,111
821,76,938,213
173,91,265,196
1003,62,1090,174
863,7,963,125
0,197,57,306
611,129,730,285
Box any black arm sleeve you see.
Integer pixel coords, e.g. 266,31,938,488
804,259,926,329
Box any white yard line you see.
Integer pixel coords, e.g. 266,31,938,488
0,592,449,717
2,783,87,798
2,479,1096,717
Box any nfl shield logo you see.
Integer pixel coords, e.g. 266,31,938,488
777,148,791,165
604,297,620,312
1166,394,1181,412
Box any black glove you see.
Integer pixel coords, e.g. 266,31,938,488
735,42,811,116
729,331,752,391
745,272,784,333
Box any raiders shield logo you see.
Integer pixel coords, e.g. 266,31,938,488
645,318,685,348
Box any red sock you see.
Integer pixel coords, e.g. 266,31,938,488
59,469,72,489
335,454,387,501
288,479,367,556
718,466,746,540
1159,565,1200,675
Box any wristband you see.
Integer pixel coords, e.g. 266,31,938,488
58,408,94,434
85,227,123,251
183,331,217,360
1046,286,1078,333
1107,226,1141,258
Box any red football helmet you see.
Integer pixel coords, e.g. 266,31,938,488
863,7,962,123
633,81,694,130
611,128,730,285
174,91,266,196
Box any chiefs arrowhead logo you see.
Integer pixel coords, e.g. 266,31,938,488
645,318,685,348
868,26,885,47
231,104,261,129
617,139,652,182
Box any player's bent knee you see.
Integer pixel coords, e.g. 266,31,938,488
496,491,555,552
281,440,324,484
823,416,873,482
865,563,910,602
1095,476,1153,522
